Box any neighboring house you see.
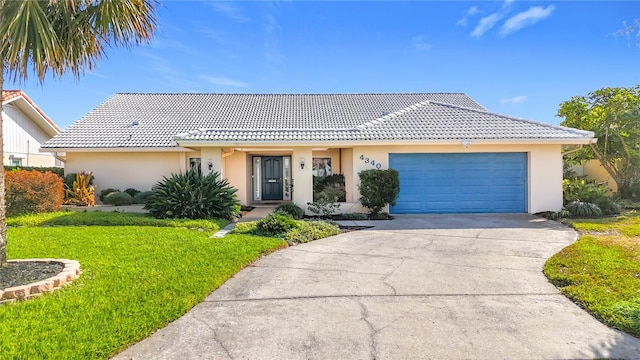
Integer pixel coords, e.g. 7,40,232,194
42,93,595,214
572,159,618,193
2,90,62,168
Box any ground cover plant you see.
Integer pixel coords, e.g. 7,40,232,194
544,210,640,336
233,212,340,244
0,219,285,359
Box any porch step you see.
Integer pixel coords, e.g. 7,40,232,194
239,206,276,222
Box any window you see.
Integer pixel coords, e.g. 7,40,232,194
11,159,21,167
312,157,332,177
189,157,202,173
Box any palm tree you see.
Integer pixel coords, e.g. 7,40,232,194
0,0,158,265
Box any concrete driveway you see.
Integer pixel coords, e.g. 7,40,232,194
114,214,640,359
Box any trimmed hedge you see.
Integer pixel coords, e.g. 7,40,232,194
358,169,400,216
4,166,63,178
5,169,64,216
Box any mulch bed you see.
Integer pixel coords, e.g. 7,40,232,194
0,261,65,289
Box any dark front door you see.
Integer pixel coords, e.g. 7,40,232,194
262,156,283,201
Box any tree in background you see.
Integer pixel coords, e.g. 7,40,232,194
0,0,158,266
558,86,640,199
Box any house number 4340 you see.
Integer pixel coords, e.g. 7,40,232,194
359,155,383,169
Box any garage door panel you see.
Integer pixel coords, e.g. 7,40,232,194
390,153,527,214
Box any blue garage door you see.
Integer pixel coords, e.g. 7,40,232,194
389,153,527,214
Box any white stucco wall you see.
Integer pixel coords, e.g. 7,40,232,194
347,143,563,214
64,151,189,194
65,143,564,213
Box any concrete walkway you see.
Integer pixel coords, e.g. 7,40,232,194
114,214,640,359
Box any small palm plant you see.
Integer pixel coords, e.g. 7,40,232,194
64,171,96,206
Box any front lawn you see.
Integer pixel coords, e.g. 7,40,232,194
544,211,640,337
7,210,228,231
0,218,286,358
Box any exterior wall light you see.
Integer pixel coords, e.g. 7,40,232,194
208,161,213,170
300,158,305,169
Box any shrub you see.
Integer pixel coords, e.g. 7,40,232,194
358,169,400,216
124,188,140,197
307,194,341,218
99,188,120,202
103,191,134,206
133,191,153,204
256,213,299,236
563,178,620,215
64,171,96,206
144,170,240,220
63,172,94,191
4,166,64,178
313,174,346,202
274,203,305,219
565,200,603,218
5,170,64,216
340,212,368,220
284,220,340,243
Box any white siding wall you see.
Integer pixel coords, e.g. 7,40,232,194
2,104,58,167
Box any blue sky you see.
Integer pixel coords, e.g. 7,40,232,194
13,0,640,129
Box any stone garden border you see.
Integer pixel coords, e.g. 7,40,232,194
0,259,81,304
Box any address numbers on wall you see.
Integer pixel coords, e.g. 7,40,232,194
359,155,383,169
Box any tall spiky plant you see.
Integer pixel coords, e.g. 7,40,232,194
0,0,158,265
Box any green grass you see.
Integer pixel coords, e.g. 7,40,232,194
544,211,640,337
0,226,286,359
7,211,228,232
566,210,640,237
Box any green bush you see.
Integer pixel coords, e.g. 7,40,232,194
284,220,340,243
124,188,140,197
256,213,299,236
307,194,341,218
563,178,620,215
144,170,240,220
358,169,400,216
340,212,368,220
99,188,120,202
103,191,134,206
274,203,305,219
133,191,153,204
313,174,346,202
565,200,603,218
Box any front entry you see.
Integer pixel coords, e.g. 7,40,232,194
252,156,292,202
262,156,283,200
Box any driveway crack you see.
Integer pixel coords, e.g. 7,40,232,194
358,300,378,360
191,314,234,360
381,258,405,295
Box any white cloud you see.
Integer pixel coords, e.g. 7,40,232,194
456,6,478,27
471,13,502,38
201,75,247,88
412,35,432,51
502,0,515,9
500,95,527,105
500,5,555,36
209,2,249,23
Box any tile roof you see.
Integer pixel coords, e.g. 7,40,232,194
42,93,592,149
